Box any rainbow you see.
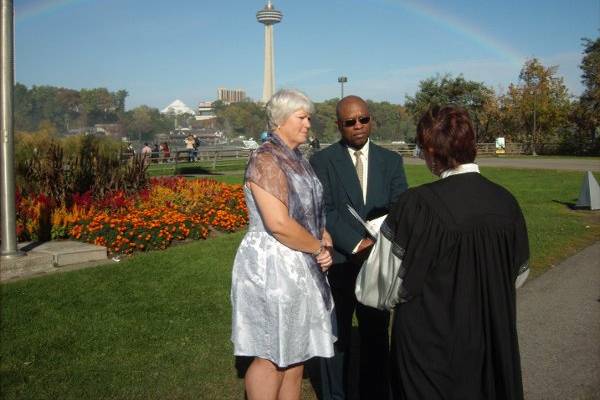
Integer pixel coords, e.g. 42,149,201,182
15,0,93,23
384,0,525,67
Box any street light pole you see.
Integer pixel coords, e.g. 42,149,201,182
532,96,537,156
1,0,24,258
337,76,347,99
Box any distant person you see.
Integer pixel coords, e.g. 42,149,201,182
308,135,321,157
184,134,195,162
141,143,152,164
231,89,336,400
160,142,170,163
367,106,529,399
260,131,269,143
310,136,320,150
310,95,408,400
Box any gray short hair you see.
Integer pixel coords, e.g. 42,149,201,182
266,89,315,130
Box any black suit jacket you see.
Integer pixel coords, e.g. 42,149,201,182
310,140,408,267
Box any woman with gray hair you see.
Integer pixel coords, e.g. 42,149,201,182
231,89,336,400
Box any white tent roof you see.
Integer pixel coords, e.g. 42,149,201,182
161,99,196,115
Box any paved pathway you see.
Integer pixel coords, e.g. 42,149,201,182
404,156,600,172
517,242,600,399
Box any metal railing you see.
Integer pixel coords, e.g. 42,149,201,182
127,142,527,174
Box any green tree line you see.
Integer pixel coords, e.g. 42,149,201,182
14,85,176,142
14,37,599,154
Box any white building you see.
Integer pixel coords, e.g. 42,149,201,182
161,99,196,115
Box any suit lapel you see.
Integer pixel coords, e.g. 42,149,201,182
331,142,364,212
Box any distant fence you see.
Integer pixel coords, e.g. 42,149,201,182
126,142,529,173
377,142,526,157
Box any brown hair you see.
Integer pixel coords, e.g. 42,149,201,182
416,106,476,171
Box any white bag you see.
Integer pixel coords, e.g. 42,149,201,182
354,229,404,311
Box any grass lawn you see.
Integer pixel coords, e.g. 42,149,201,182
1,166,599,399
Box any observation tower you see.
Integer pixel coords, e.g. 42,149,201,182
256,1,283,103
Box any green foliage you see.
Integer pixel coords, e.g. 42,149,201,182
404,74,498,141
568,37,600,155
579,37,600,122
214,101,267,140
14,84,128,133
368,100,415,142
312,98,339,142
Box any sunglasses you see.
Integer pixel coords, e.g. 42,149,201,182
341,115,371,127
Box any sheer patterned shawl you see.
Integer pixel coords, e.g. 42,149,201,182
245,133,332,310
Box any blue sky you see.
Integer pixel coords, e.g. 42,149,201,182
14,0,600,110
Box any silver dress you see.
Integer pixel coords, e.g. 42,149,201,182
230,134,336,368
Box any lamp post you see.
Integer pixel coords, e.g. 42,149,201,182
1,0,24,258
337,76,347,99
532,95,537,156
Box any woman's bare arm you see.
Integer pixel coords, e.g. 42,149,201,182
250,182,332,269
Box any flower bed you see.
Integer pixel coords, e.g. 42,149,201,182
16,177,248,256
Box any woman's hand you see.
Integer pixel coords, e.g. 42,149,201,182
316,230,334,272
316,247,333,272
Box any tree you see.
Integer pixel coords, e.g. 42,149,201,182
127,106,154,142
56,88,81,131
404,74,497,141
502,58,571,152
80,88,117,126
14,83,128,134
312,99,338,143
14,83,34,131
579,37,600,121
215,101,266,139
113,90,129,114
572,37,600,153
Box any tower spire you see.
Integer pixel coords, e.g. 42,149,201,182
256,1,283,103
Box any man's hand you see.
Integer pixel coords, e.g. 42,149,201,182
356,238,374,253
352,237,374,264
322,230,333,248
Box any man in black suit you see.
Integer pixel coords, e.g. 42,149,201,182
310,96,408,400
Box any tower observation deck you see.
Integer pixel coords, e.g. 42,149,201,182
256,1,283,102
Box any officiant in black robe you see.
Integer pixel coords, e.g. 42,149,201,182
375,106,529,400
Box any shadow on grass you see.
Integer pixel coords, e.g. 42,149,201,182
552,199,577,209
234,327,362,400
175,165,222,175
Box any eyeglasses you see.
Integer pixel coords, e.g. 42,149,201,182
341,115,371,128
